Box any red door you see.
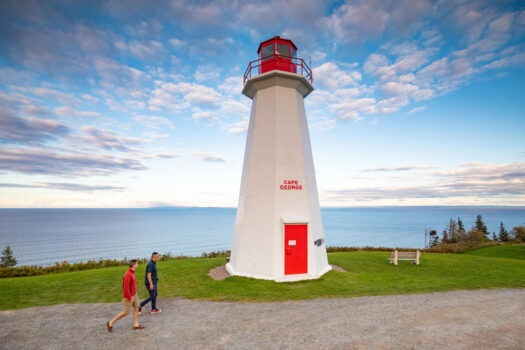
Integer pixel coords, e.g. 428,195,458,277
284,224,308,275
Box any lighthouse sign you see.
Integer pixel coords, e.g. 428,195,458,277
280,179,302,190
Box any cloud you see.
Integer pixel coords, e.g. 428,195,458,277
116,40,168,61
308,117,337,131
148,82,222,112
0,182,125,192
191,152,226,163
54,106,104,119
32,87,82,105
0,148,147,176
435,162,525,184
132,115,176,130
79,126,143,152
327,162,525,202
0,109,70,145
321,0,390,42
332,97,377,121
313,62,361,89
142,152,180,160
93,57,148,90
41,182,126,192
0,183,37,189
223,120,248,134
361,165,435,173
320,0,431,43
406,106,427,115
169,38,186,48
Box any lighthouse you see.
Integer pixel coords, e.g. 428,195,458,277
226,36,331,282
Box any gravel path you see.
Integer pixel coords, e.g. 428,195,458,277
1,288,523,349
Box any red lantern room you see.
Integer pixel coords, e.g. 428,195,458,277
243,35,313,86
257,36,298,74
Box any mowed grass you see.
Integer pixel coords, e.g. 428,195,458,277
462,243,525,260
1,245,524,310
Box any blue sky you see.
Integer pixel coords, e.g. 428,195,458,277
1,0,524,208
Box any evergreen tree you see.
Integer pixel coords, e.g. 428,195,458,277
1,246,17,268
475,214,489,236
457,217,465,232
499,222,510,242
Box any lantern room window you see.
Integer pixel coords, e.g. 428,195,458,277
261,44,273,61
276,43,289,57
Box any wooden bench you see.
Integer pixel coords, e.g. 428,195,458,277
389,250,420,265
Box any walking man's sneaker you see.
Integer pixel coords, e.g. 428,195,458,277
138,307,142,315
150,308,162,314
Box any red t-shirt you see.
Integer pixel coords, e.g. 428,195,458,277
122,268,137,301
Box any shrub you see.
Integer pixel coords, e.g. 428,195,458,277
511,226,525,242
201,250,230,258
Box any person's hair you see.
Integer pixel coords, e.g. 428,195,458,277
151,252,159,258
128,259,138,267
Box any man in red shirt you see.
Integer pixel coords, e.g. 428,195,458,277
107,259,144,331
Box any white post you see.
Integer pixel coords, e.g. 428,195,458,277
393,249,398,265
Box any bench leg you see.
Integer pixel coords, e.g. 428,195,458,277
393,250,398,265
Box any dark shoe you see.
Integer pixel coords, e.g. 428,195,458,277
106,321,112,333
133,325,145,330
150,308,161,314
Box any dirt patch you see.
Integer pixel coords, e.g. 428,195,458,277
208,264,230,280
330,264,347,272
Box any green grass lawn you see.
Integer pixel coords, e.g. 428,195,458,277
1,245,524,310
462,243,525,260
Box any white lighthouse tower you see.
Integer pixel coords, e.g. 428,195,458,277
226,36,331,282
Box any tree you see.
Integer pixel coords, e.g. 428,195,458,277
429,229,440,247
457,217,467,241
498,222,510,242
457,217,465,233
475,214,489,236
442,230,449,243
447,218,459,243
1,246,17,268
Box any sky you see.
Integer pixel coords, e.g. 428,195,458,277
0,0,524,208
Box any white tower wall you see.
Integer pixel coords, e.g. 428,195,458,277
226,70,331,282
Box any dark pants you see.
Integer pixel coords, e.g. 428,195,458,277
140,283,157,310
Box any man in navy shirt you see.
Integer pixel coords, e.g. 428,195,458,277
139,252,161,314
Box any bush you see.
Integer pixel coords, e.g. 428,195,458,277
201,250,230,258
0,250,232,278
426,241,498,254
0,258,130,278
511,226,525,242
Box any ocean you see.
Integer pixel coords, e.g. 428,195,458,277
1,206,524,267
